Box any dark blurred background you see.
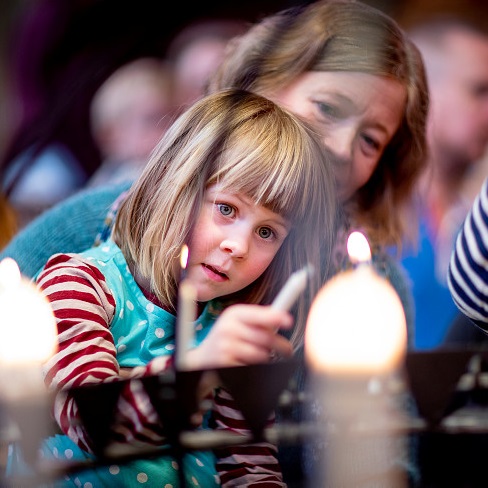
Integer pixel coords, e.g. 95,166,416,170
0,0,485,169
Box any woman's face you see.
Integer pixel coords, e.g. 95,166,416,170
270,71,407,202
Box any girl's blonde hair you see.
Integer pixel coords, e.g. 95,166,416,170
113,89,337,348
208,0,429,250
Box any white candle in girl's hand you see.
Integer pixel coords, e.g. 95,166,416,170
175,245,197,371
271,265,314,312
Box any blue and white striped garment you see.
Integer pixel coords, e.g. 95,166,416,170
448,176,488,332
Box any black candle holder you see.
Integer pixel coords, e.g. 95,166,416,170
0,357,300,486
3,348,488,487
404,348,488,427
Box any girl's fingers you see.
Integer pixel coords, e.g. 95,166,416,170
270,333,294,358
188,304,295,369
224,304,294,331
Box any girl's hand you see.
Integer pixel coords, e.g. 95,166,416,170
185,304,294,370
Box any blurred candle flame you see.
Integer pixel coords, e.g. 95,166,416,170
0,256,21,288
347,231,372,264
180,244,189,270
0,258,58,366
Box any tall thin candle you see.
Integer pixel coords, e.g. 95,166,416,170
175,245,197,371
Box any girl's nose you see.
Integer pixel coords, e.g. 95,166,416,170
220,235,249,259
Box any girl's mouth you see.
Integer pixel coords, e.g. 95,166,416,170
202,264,229,281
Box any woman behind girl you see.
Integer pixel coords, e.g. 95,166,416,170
209,0,428,332
207,1,428,483
6,89,337,487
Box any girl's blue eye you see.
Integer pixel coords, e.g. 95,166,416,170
217,203,234,217
258,227,273,239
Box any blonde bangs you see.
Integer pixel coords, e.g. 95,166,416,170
208,111,325,222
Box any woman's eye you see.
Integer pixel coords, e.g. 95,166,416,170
362,134,381,151
257,226,274,240
317,101,338,118
217,203,235,217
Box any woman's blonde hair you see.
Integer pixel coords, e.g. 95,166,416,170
113,89,337,348
208,0,429,250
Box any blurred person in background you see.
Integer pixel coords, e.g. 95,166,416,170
85,19,248,189
166,18,248,111
400,15,488,350
87,58,176,188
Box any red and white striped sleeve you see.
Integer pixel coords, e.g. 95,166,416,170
213,388,285,487
37,253,172,452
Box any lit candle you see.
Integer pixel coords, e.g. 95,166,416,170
0,257,58,465
306,231,407,376
304,231,408,487
0,257,58,398
175,245,197,371
271,265,314,312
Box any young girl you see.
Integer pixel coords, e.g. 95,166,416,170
8,89,337,486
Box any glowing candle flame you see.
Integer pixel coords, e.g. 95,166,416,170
180,244,189,270
347,231,372,264
0,257,21,288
